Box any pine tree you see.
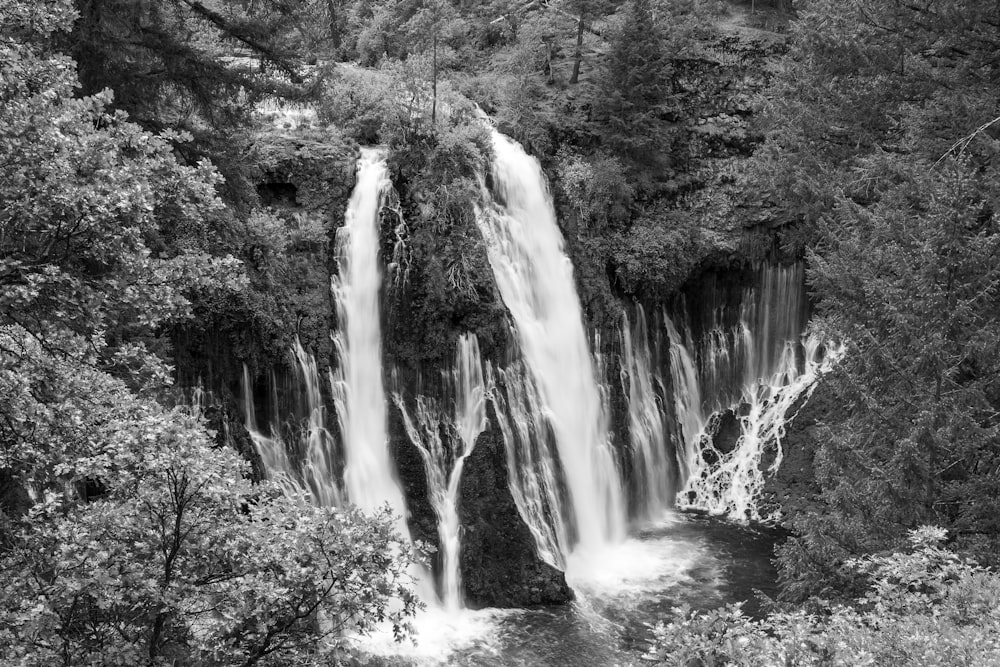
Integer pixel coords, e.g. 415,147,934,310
756,0,1000,600
594,0,674,162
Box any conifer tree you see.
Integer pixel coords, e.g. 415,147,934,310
594,0,674,162
751,0,1000,600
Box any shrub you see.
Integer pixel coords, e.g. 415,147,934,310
645,526,1000,667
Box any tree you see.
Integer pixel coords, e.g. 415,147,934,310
593,0,676,162
0,6,419,662
778,155,1000,599
0,339,418,666
750,0,1000,228
400,0,466,126
744,0,1000,598
66,0,324,209
0,0,245,387
565,0,611,84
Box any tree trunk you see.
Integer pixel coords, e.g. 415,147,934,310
569,14,584,84
543,37,555,84
325,0,341,49
432,34,438,125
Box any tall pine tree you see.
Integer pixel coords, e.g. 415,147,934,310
594,0,674,163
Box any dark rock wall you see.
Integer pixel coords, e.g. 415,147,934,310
174,123,358,479
458,405,574,607
759,380,837,525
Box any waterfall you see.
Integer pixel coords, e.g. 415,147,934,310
488,360,571,569
329,148,409,527
241,341,341,506
619,307,675,519
665,263,841,521
392,334,488,611
475,129,626,565
291,341,342,507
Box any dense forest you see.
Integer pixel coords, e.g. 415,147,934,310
2,0,1000,664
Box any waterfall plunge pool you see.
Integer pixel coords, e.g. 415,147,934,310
351,512,781,666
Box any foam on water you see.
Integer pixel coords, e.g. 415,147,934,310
565,516,704,598
349,606,513,665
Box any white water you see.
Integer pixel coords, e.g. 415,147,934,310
392,334,489,612
488,361,571,569
666,263,842,521
291,340,343,507
241,346,342,506
475,130,626,567
329,148,409,528
619,307,675,519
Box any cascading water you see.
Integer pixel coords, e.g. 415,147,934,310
328,148,409,527
241,342,342,505
392,334,488,612
488,360,571,569
665,263,841,521
619,307,675,519
475,130,626,566
292,341,343,507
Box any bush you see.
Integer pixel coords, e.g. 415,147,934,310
645,527,1000,667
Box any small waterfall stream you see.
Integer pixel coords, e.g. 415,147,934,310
241,341,341,506
392,334,488,611
662,263,841,521
488,360,571,568
475,129,627,567
619,307,675,519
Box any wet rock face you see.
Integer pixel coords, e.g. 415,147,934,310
708,407,744,456
759,380,839,524
458,413,573,608
388,380,573,608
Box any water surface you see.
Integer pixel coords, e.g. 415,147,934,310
354,512,781,666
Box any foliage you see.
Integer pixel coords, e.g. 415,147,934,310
744,0,1000,599
611,207,707,297
646,527,1000,667
556,148,634,232
0,0,246,387
750,0,1000,229
773,154,1000,598
1,6,419,665
318,67,397,144
0,331,418,666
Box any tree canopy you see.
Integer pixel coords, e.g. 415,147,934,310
0,3,418,663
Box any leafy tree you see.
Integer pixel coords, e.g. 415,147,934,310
0,334,418,666
0,0,245,387
743,0,1000,599
1,7,419,664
